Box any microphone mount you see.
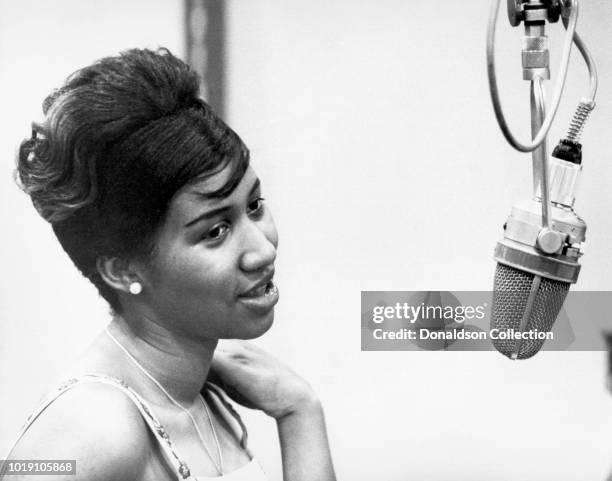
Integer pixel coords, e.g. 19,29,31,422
507,0,562,27
518,1,557,238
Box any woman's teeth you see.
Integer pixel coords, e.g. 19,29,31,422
244,281,275,298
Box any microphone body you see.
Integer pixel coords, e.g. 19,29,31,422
491,178,586,359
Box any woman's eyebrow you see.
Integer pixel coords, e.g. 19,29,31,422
184,205,232,228
184,178,261,228
249,178,261,195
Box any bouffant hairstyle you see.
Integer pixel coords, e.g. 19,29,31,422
16,48,249,312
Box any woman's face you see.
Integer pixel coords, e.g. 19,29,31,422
138,165,279,341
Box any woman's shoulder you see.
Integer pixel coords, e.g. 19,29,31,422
9,380,154,481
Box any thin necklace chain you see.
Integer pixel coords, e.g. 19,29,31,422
105,327,224,475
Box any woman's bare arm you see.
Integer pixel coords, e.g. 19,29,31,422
276,399,336,481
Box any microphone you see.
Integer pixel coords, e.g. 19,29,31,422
491,151,586,359
486,0,596,359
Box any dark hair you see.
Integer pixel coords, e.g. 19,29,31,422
16,48,249,312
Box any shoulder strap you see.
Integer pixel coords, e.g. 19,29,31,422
6,374,193,480
204,382,252,458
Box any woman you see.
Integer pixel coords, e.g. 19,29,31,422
7,48,335,481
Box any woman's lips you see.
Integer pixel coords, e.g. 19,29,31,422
237,281,279,313
239,270,275,297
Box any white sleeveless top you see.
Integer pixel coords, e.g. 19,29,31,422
7,374,268,481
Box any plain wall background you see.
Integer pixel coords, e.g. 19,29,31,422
1,1,612,480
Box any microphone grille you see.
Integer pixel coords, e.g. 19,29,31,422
492,263,569,359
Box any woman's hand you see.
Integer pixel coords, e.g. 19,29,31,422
209,340,320,419
211,341,336,481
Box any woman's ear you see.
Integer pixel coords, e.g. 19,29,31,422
96,256,142,294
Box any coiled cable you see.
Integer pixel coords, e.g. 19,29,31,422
562,14,597,143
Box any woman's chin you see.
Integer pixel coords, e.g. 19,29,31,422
235,309,276,340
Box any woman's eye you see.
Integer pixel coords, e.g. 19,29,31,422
248,197,265,217
204,223,230,241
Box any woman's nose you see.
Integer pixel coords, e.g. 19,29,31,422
239,220,278,272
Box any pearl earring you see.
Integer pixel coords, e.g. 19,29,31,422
128,281,143,295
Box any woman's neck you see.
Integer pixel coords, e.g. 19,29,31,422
106,314,217,407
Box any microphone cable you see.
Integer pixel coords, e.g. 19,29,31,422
560,13,597,146
486,0,583,153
